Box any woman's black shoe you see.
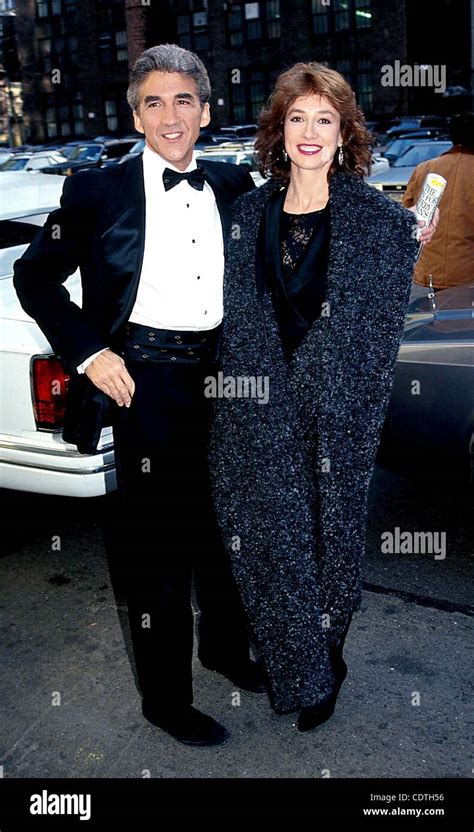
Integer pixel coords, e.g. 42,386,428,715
297,656,348,732
141,702,231,747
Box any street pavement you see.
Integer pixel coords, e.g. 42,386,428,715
0,460,472,779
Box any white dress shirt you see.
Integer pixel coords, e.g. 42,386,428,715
77,143,225,373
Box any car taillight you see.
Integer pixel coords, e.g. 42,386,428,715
31,356,70,430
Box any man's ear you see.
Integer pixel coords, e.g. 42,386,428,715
133,110,145,135
200,102,211,129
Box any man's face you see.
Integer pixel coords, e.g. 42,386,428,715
133,71,210,170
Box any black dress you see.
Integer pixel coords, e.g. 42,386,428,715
261,190,330,360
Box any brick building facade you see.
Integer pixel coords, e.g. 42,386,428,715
12,0,474,143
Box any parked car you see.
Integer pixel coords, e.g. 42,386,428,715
0,150,68,173
0,173,115,497
197,144,265,185
384,115,448,140
382,130,450,164
382,283,474,482
219,123,258,141
116,138,145,164
195,129,239,148
370,152,390,175
366,141,453,201
43,139,137,175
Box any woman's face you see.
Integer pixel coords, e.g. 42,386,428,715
283,93,343,175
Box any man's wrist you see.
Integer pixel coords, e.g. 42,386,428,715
77,347,110,374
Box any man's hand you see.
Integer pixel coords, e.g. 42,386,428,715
85,349,135,407
408,205,440,244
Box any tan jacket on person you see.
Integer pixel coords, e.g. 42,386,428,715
403,146,474,289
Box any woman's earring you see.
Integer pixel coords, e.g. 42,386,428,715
283,148,288,162
338,145,344,165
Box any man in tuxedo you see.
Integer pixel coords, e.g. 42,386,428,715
13,44,262,747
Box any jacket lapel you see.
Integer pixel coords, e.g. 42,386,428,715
198,160,232,255
102,155,146,338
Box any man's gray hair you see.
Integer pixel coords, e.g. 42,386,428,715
127,44,211,112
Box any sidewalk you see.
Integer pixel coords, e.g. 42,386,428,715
0,518,471,779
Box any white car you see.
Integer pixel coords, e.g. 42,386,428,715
0,172,116,497
197,144,266,186
0,150,68,173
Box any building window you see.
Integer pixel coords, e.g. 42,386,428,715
312,0,372,35
115,30,128,61
37,0,48,17
355,0,372,28
334,58,373,112
225,1,280,47
334,0,350,31
356,58,372,111
44,94,83,139
266,0,280,38
46,105,57,137
99,33,113,64
227,6,243,46
229,66,278,122
177,10,209,52
311,0,329,34
334,59,352,82
105,99,118,132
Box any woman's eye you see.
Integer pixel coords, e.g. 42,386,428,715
290,116,303,122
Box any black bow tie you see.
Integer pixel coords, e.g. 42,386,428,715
162,166,206,192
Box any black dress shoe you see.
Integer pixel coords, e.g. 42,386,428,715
200,657,268,693
297,657,347,732
141,702,230,747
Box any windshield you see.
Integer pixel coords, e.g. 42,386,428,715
393,143,451,167
384,139,408,157
0,157,28,171
68,144,102,162
204,154,237,164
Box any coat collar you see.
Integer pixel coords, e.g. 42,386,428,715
252,171,367,366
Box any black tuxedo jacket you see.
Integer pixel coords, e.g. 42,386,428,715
13,153,255,453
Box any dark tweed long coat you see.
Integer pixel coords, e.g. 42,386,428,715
208,170,419,713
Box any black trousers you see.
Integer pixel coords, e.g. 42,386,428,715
105,325,251,710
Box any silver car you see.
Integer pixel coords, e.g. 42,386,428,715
382,283,474,481
366,141,453,202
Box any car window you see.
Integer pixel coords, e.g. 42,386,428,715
28,157,45,169
106,142,136,159
203,154,236,164
0,157,29,171
69,144,102,162
393,143,452,167
0,215,49,248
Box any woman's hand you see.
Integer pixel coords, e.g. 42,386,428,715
408,205,440,244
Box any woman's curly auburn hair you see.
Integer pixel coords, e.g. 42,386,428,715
255,62,373,183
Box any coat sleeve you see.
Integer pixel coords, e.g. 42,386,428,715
13,171,109,373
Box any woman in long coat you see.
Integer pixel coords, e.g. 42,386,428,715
207,63,437,731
